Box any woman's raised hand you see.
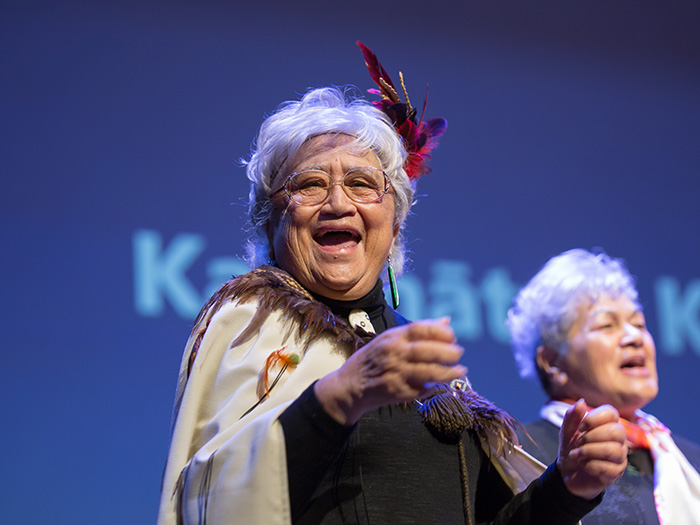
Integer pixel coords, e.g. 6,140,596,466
557,399,628,500
314,318,466,425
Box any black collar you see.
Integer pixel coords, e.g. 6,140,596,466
312,280,393,333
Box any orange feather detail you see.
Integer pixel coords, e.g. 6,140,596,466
263,347,300,397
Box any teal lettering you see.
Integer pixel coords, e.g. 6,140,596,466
394,273,425,321
654,276,700,356
481,267,519,343
133,229,205,317
428,260,482,340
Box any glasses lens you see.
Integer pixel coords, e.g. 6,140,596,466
285,168,387,205
286,170,329,204
343,168,385,203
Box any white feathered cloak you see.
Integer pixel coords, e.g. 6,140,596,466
157,267,548,524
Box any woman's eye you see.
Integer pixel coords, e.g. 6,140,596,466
348,178,373,188
592,322,614,330
293,175,327,190
301,179,324,188
346,174,380,189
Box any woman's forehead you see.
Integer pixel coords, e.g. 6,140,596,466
290,134,377,169
577,293,641,322
269,133,380,193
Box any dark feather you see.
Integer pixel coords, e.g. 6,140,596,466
356,41,447,180
186,266,372,379
357,40,397,98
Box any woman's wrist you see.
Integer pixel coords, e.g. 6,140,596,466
314,372,362,426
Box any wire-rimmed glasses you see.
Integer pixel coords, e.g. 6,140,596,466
281,167,392,206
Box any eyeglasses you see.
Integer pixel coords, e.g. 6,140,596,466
281,167,392,206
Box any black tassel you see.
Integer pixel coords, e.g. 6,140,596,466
417,379,520,456
418,382,475,440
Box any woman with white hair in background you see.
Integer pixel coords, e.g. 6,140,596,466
157,45,628,524
508,248,700,524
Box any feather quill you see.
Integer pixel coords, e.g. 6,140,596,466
356,41,447,180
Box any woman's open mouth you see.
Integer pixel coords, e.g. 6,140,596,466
313,230,361,250
620,355,650,376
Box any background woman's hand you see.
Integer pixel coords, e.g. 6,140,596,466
557,399,628,500
314,318,466,425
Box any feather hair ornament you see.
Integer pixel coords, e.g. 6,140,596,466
357,41,448,180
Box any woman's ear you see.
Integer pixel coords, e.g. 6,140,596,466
536,345,568,390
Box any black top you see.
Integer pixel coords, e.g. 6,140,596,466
311,278,405,334
279,282,600,523
518,418,700,525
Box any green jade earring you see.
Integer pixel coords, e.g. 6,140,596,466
387,255,399,309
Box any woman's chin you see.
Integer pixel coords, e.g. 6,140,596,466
615,390,658,418
310,259,371,287
311,274,373,300
312,241,361,261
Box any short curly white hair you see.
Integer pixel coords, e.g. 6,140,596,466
242,86,414,276
506,249,639,385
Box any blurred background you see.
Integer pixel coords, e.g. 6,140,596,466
3,0,699,522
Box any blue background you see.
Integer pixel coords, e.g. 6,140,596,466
3,1,699,522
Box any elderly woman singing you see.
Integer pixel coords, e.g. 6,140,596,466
158,44,627,524
508,249,700,524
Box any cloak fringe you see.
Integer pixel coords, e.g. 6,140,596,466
191,265,372,365
190,265,519,455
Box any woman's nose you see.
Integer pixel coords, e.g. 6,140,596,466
621,323,644,347
323,181,355,211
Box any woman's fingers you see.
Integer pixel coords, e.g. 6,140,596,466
403,339,464,365
316,319,468,425
568,441,628,465
359,345,466,391
355,340,463,383
404,362,467,389
573,422,626,450
559,399,588,452
578,404,624,432
402,317,456,344
558,403,628,500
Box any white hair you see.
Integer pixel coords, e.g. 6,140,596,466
506,249,639,383
242,86,414,275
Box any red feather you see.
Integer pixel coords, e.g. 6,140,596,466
356,41,447,180
356,40,396,99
